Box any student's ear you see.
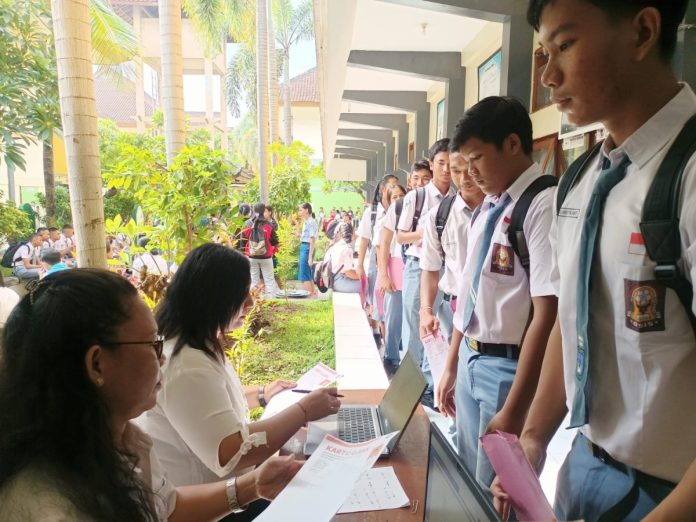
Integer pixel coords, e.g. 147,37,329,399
630,7,661,62
85,344,106,389
506,133,523,156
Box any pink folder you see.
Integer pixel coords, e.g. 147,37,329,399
480,431,555,521
388,257,404,291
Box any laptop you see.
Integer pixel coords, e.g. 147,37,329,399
424,422,500,522
304,350,427,457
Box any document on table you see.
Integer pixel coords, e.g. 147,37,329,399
481,430,555,521
255,432,398,522
421,330,449,404
261,363,342,419
337,466,410,514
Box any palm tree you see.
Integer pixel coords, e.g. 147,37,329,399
51,0,106,268
273,0,313,145
256,0,269,203
267,0,279,148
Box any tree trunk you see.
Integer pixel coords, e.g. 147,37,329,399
159,0,186,166
42,138,56,227
51,0,106,269
282,48,292,145
267,0,279,166
256,0,269,203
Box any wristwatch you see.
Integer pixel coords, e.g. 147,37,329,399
258,385,267,407
225,478,246,513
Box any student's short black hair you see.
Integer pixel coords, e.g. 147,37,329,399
428,138,450,162
36,227,48,234
41,249,61,265
62,224,73,230
450,96,533,156
526,0,688,61
411,159,431,174
48,227,59,233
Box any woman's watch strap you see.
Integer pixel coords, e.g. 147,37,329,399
258,385,267,407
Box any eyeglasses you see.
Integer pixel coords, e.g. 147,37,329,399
102,335,165,359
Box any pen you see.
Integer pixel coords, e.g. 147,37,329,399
292,389,344,397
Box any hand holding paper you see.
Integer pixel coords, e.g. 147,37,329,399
481,431,555,521
421,330,450,404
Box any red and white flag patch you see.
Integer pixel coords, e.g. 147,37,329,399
628,232,646,256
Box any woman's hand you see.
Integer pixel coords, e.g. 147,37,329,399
299,388,341,422
265,380,297,401
254,455,303,500
436,368,457,418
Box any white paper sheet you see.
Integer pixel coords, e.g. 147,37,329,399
261,363,342,420
254,432,398,522
421,330,450,404
337,466,410,514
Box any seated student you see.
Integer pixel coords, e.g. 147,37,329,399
326,223,361,294
55,224,75,257
42,227,61,251
138,244,339,518
133,239,174,280
0,269,301,521
39,248,69,278
12,234,43,281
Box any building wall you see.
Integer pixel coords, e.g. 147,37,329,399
0,141,45,204
279,104,323,162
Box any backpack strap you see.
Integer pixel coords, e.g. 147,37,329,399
435,194,457,243
394,198,404,225
508,175,559,276
556,141,603,214
640,114,696,333
410,187,426,232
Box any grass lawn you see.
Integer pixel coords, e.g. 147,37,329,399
241,299,335,386
309,178,365,214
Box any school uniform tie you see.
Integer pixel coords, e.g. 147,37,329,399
570,155,631,428
460,195,512,333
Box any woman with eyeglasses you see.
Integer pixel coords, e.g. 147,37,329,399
138,243,339,521
0,269,301,521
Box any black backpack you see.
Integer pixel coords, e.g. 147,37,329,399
313,258,343,293
470,175,559,277
435,194,458,242
556,114,696,332
1,240,25,268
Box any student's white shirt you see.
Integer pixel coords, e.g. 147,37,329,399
397,183,456,258
327,241,355,275
132,253,171,276
420,194,475,296
381,203,404,259
357,204,385,240
42,239,56,250
12,243,36,268
552,83,696,483
0,288,20,328
136,340,266,487
452,163,555,345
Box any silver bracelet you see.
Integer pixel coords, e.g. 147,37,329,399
225,478,246,513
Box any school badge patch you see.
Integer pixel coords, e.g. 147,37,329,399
490,243,514,276
624,279,665,332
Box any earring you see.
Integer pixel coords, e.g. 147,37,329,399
96,377,104,387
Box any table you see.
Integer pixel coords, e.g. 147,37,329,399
285,389,430,522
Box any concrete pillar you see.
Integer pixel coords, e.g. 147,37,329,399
205,58,215,148
674,4,695,88
133,7,145,132
500,15,534,110
386,135,395,172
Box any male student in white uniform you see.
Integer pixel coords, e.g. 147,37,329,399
12,233,44,280
491,1,695,520
437,97,557,490
397,139,456,402
419,148,484,343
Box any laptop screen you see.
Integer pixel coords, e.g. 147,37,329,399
424,423,500,522
377,351,427,451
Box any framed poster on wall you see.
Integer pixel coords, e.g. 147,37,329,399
478,49,502,101
436,99,445,140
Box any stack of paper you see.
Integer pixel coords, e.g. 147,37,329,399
261,363,342,419
421,330,450,404
338,466,410,514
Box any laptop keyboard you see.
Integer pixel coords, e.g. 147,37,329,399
338,407,376,443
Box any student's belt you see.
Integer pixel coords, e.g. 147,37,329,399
586,438,676,522
464,337,519,360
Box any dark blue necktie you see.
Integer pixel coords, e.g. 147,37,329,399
570,155,631,428
460,195,512,332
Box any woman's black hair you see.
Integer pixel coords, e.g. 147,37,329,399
340,223,354,242
300,202,313,215
156,243,251,360
387,184,407,200
371,173,399,209
0,269,155,521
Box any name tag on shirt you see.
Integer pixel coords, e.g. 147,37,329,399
558,207,580,219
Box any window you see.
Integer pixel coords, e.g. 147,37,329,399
532,46,552,112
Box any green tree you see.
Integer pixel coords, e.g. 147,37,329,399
0,191,33,244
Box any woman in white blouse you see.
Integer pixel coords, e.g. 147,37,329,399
139,244,339,518
0,269,300,522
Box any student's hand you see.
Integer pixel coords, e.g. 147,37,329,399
378,273,395,294
254,455,303,500
356,265,365,279
265,380,297,400
490,436,547,520
436,369,457,417
308,258,315,267
484,408,524,439
419,309,439,338
299,388,341,421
